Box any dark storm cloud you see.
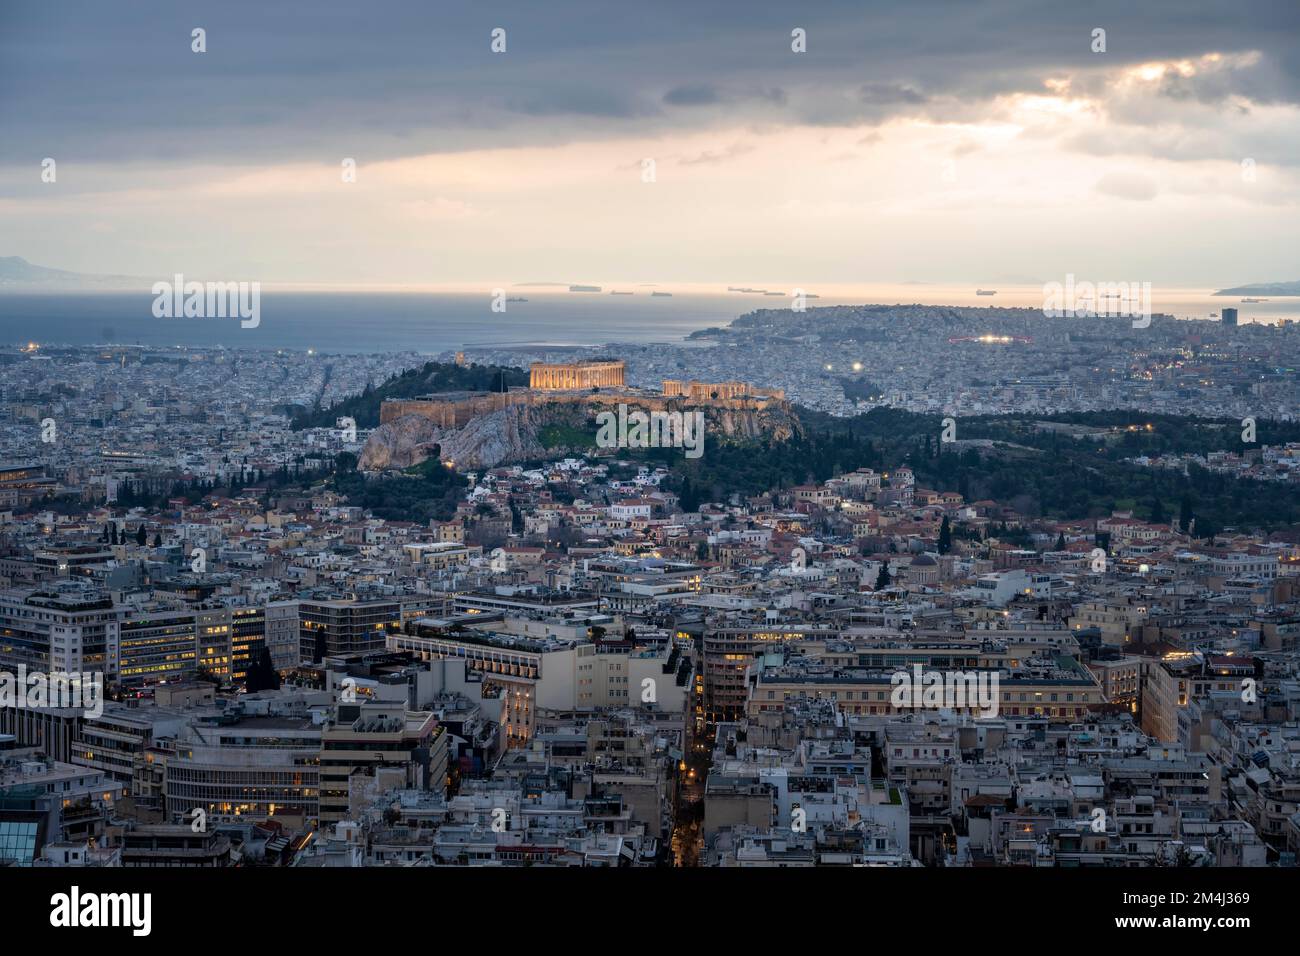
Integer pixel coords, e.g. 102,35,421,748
506,88,654,119
859,83,927,105
0,0,1296,168
664,85,723,106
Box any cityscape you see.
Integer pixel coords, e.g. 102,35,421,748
1,0,1295,937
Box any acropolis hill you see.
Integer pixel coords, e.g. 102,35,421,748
379,359,786,426
361,359,799,470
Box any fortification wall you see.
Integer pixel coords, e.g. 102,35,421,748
381,387,785,427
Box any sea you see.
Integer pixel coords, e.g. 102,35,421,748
0,285,1293,354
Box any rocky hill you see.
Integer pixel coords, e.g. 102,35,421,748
359,398,803,471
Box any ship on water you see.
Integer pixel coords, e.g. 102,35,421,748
976,289,997,296
1241,297,1267,303
569,284,601,293
609,290,633,295
650,291,672,297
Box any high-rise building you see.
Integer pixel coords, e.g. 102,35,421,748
118,606,199,686
318,700,443,823
0,584,119,677
195,607,234,681
229,605,267,684
299,598,400,663
265,600,301,671
1222,307,1238,326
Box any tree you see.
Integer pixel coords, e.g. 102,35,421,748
1054,532,1066,551
874,562,892,590
678,477,700,514
1149,497,1167,525
245,647,281,693
1179,495,1195,534
135,524,147,546
937,516,952,555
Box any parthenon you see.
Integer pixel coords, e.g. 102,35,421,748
529,360,626,390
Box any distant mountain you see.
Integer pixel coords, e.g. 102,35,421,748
0,256,82,283
1213,280,1300,296
0,256,143,289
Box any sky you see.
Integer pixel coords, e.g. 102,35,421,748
1,0,1298,288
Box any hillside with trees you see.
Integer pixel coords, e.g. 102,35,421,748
291,361,528,430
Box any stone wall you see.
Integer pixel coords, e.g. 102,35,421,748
380,386,787,429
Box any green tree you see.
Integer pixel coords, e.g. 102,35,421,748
245,647,282,693
678,477,699,514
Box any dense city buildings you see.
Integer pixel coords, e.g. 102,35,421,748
1,331,1299,880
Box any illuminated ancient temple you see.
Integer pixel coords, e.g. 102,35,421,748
529,360,626,390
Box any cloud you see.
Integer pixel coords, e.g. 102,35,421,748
3,0,1298,168
505,88,652,119
1094,170,1160,200
663,85,722,106
398,197,478,220
2,0,1298,285
860,83,927,105
676,143,755,165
